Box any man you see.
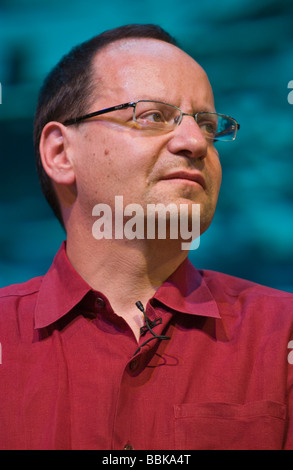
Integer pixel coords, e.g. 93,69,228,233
0,24,292,450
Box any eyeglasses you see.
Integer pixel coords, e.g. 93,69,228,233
63,100,240,141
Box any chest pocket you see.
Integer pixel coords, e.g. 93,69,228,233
174,401,286,450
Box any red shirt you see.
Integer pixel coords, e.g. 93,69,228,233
0,241,293,450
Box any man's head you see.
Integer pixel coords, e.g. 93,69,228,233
34,24,177,228
35,24,226,238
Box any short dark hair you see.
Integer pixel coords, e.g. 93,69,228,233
33,24,178,228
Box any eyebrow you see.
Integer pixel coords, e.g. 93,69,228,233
133,96,215,112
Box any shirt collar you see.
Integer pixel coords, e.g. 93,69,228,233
35,243,226,337
34,241,91,329
154,257,221,319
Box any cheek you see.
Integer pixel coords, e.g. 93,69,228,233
72,127,159,201
216,161,222,194
211,149,222,194
79,150,132,203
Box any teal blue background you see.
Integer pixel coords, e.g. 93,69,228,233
1,0,293,291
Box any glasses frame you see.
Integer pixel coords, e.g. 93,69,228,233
62,100,240,141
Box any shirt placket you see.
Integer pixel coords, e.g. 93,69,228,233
111,306,174,450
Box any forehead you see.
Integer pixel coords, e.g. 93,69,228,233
91,38,214,108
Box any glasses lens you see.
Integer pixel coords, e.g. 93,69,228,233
197,113,237,141
215,114,238,141
134,101,180,130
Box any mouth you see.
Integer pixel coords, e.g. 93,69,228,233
161,171,206,189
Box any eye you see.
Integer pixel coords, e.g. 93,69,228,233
200,122,217,135
136,109,166,124
196,114,218,137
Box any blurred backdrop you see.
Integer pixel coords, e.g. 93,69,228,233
0,0,293,291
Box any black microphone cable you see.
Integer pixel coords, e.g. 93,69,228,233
133,301,170,356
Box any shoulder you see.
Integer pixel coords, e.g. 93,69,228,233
199,268,293,314
197,270,293,340
0,277,44,340
201,269,292,295
0,277,43,322
0,276,43,301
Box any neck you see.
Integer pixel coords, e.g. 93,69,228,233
66,229,188,305
64,210,190,340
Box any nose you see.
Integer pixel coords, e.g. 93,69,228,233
167,114,208,160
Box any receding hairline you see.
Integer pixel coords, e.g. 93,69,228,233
93,36,204,69
89,36,208,100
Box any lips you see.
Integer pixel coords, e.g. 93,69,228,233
161,171,206,189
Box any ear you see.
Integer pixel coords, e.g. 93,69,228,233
39,121,76,185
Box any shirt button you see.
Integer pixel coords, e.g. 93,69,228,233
95,297,105,308
129,358,139,372
124,443,134,450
